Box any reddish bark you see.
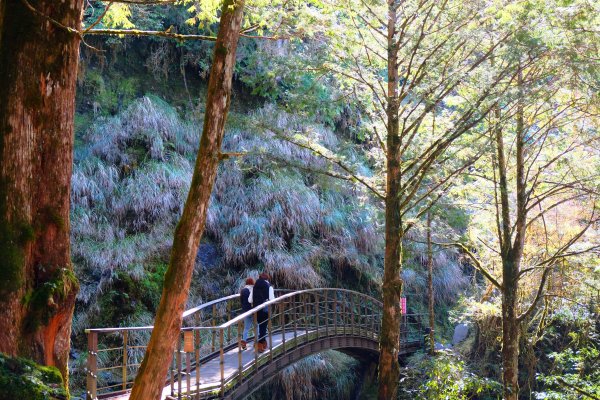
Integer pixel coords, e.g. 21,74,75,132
128,0,245,398
0,0,82,384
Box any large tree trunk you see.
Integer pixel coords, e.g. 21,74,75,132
129,1,245,398
0,0,82,385
378,1,403,397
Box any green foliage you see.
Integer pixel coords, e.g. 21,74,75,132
0,353,67,400
401,351,502,400
22,268,78,333
534,309,600,399
78,69,141,118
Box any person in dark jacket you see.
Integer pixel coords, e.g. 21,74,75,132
248,272,275,353
239,277,254,350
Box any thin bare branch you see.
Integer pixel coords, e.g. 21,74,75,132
435,242,502,289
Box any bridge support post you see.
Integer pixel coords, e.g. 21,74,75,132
212,305,217,352
237,321,243,388
268,307,273,361
324,291,329,337
122,331,128,391
195,330,201,400
219,329,225,397
176,348,182,400
86,330,98,400
333,294,338,335
315,293,320,339
280,302,286,353
253,313,258,373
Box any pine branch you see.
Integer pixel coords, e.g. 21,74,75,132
262,124,386,200
555,378,600,400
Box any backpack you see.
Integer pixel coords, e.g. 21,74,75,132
240,287,252,311
252,279,270,307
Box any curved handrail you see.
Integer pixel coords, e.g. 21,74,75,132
181,294,239,318
187,288,382,330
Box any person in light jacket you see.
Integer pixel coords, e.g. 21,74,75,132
239,277,255,350
248,272,275,353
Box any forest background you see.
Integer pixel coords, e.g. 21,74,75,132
0,0,599,399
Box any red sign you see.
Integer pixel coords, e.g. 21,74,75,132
401,298,407,315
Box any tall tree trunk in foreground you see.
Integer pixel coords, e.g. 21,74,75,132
495,78,525,399
427,212,435,355
129,0,245,398
378,1,403,398
501,260,521,400
0,0,83,385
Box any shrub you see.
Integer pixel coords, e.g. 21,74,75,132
0,353,67,400
400,350,502,400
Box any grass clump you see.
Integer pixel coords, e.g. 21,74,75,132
249,351,361,400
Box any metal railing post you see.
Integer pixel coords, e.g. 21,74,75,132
293,296,298,342
350,293,360,335
237,321,243,387
315,292,320,339
177,345,182,400
212,304,217,352
302,293,308,343
371,300,376,338
342,292,346,336
280,302,286,353
227,301,232,343
324,290,329,337
195,330,201,400
122,331,128,391
219,329,225,397
253,312,259,372
186,347,192,397
333,293,338,335
268,306,273,362
86,330,98,400
170,348,175,396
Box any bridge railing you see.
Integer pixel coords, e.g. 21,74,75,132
169,288,384,399
84,290,291,399
84,289,426,400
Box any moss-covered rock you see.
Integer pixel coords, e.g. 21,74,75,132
0,353,68,400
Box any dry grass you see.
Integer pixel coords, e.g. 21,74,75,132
403,225,470,303
248,351,360,400
71,97,384,337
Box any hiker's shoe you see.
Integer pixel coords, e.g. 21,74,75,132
257,341,267,353
240,340,247,350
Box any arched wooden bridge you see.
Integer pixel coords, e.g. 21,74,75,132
85,289,426,400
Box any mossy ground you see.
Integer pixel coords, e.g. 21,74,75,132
0,353,67,400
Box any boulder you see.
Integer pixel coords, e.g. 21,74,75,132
452,323,470,346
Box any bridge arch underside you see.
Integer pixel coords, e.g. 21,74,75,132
225,335,416,400
226,336,377,400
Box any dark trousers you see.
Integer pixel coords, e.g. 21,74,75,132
257,308,269,343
